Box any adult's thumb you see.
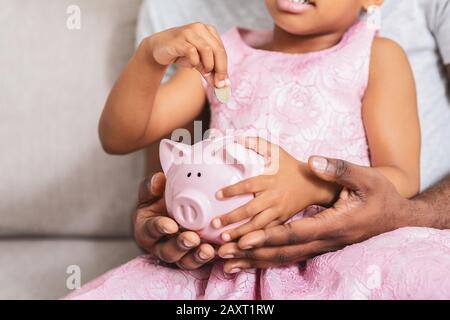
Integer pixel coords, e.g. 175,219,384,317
138,172,166,207
308,156,373,191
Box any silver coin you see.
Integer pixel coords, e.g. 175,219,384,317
214,86,232,104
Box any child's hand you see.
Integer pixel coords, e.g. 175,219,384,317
145,23,229,88
213,137,340,242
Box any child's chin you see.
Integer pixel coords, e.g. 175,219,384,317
276,20,320,36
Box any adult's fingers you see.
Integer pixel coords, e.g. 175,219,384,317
221,244,317,272
135,214,178,252
236,215,336,249
221,241,335,272
145,216,179,240
221,208,278,242
308,156,377,192
220,240,327,261
152,231,201,264
223,259,277,273
135,172,169,243
176,243,215,270
138,172,166,207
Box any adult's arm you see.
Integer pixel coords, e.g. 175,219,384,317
218,157,450,272
412,172,450,229
447,65,450,82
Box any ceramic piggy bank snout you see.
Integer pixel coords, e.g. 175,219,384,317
160,138,264,244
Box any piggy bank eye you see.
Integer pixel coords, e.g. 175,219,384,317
187,172,192,178
197,172,202,177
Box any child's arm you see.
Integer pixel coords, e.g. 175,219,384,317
363,37,421,198
99,23,229,154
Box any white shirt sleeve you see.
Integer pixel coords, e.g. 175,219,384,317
135,0,177,81
429,0,450,64
135,0,153,48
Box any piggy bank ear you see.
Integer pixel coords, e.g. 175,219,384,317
159,139,191,174
220,142,264,178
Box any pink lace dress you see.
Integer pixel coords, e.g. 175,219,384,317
66,21,450,300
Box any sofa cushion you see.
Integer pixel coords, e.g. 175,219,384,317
0,239,142,299
0,0,145,236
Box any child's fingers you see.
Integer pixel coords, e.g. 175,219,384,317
173,23,229,87
212,48,229,88
212,193,275,228
184,32,215,75
216,175,271,199
182,24,228,87
176,243,215,270
201,25,229,86
175,42,214,86
207,26,231,88
178,43,213,86
221,209,278,242
192,23,228,87
175,42,200,68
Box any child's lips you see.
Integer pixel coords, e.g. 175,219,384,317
276,0,315,14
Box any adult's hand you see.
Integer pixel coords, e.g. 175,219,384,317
134,172,215,269
218,156,419,273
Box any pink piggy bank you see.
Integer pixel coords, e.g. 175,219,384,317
160,137,265,244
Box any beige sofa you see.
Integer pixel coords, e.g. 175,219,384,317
0,0,149,299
